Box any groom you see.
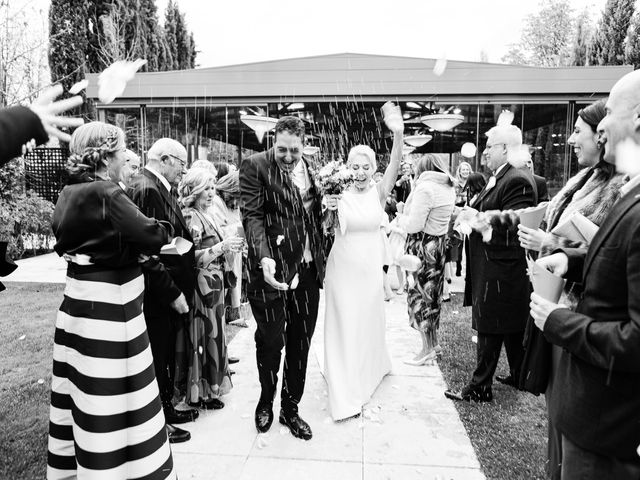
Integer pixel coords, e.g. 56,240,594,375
239,116,326,440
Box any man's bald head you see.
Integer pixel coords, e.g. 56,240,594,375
597,70,640,164
146,138,187,186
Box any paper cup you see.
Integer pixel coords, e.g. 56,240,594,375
519,204,547,230
529,261,566,303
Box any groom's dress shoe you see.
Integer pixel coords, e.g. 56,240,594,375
444,384,493,403
166,424,190,443
164,405,199,424
255,403,274,433
279,410,312,440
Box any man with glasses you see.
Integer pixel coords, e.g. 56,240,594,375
240,116,326,440
128,138,197,443
445,123,536,403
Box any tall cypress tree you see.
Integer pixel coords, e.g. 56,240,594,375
163,1,179,70
570,10,593,66
625,12,640,69
49,0,90,87
588,0,635,65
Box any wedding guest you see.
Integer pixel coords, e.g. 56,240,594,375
191,159,218,177
47,122,175,479
0,84,83,166
118,148,141,188
128,138,198,443
210,170,246,326
530,69,640,480
178,168,243,409
450,162,473,277
394,154,455,365
518,99,626,480
445,120,536,403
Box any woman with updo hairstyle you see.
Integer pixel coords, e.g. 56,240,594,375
48,122,176,479
176,168,244,410
323,102,404,421
394,154,456,365
516,98,627,480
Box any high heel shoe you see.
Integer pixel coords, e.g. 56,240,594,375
403,350,437,366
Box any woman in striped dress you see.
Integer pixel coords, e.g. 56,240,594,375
48,122,176,479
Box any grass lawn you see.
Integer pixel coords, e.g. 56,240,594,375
438,294,548,480
0,282,243,479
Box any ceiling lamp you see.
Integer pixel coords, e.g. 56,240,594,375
287,102,305,110
303,146,320,156
460,142,477,158
405,101,423,110
240,115,278,142
420,113,464,132
402,146,415,156
403,134,432,147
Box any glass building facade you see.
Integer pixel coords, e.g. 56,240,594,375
100,100,580,196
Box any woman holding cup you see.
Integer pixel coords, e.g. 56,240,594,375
517,99,627,480
177,168,244,410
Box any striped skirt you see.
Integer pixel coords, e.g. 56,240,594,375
47,263,175,480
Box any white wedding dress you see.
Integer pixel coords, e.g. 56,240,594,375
323,186,392,420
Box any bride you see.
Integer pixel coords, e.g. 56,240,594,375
323,102,403,421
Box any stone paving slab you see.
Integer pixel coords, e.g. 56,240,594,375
172,286,484,480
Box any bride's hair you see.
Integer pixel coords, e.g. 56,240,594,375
347,145,376,169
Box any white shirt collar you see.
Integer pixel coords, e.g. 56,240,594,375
145,165,171,192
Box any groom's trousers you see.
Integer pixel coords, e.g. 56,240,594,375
248,262,320,414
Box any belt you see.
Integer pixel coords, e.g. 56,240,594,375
63,253,94,265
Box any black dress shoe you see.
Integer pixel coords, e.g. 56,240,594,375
202,398,225,410
164,405,199,424
495,375,516,387
444,384,493,403
166,424,190,443
279,410,313,440
228,356,240,364
255,403,274,433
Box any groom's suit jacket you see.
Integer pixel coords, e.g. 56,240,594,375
544,181,640,461
240,148,325,294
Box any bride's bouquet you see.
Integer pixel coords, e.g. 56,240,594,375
313,160,354,235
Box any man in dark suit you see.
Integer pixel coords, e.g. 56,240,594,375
240,116,326,440
128,138,198,444
445,123,537,402
530,70,640,479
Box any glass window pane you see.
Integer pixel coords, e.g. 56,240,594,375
522,103,569,197
104,108,142,155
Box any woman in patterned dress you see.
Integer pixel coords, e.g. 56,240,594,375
177,168,243,409
48,122,175,479
394,154,456,365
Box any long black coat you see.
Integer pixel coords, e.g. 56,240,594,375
127,169,196,315
545,181,640,461
467,163,536,334
239,149,325,295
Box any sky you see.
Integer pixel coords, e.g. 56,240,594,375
157,0,610,68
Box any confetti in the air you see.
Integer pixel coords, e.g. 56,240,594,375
98,59,147,104
433,56,447,76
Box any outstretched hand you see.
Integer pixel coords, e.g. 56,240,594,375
29,84,84,143
260,257,289,291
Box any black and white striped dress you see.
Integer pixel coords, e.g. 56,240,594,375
47,263,175,479
48,180,175,479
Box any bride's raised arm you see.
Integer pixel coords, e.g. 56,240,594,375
377,102,404,205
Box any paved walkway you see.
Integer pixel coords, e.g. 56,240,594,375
6,255,482,479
